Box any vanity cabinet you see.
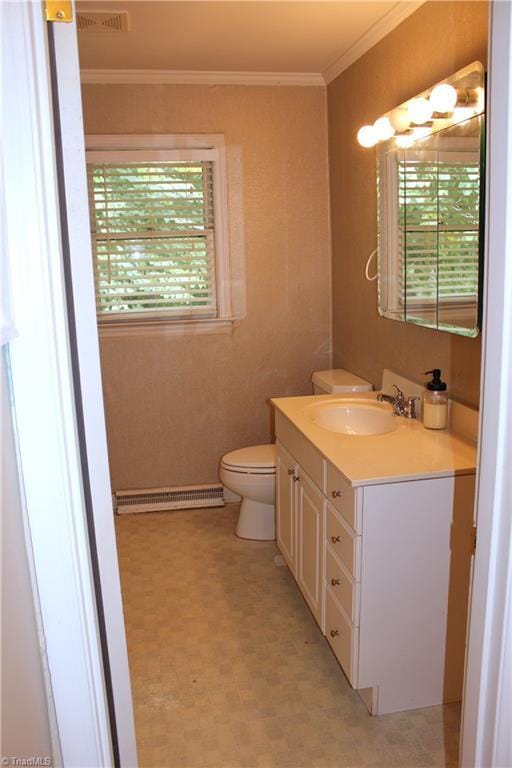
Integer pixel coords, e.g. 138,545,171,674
275,409,475,716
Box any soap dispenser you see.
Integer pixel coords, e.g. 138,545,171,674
423,369,448,429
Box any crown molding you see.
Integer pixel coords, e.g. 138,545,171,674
80,1,426,88
80,69,325,86
322,0,426,85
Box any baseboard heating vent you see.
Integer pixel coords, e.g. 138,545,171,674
113,484,225,515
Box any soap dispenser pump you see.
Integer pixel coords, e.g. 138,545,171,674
423,369,448,429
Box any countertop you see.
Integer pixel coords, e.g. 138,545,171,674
271,392,477,487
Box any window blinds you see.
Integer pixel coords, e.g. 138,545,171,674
87,160,217,318
398,158,480,305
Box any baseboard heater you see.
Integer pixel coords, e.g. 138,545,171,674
113,483,226,515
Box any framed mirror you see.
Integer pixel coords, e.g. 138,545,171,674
376,62,485,337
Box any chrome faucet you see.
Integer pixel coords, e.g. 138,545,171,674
377,384,419,419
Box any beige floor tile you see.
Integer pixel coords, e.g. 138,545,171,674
116,504,460,768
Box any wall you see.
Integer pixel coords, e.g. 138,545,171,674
81,84,331,490
1,353,54,761
328,1,488,407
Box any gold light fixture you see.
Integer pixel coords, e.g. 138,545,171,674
357,61,484,149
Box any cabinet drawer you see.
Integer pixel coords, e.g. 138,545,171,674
275,411,325,491
325,588,358,688
326,463,360,531
326,548,359,624
326,505,361,579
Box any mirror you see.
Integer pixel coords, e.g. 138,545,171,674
377,62,485,337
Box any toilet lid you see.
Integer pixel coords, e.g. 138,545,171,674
221,444,277,471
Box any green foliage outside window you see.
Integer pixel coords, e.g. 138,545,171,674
88,161,215,315
398,160,480,302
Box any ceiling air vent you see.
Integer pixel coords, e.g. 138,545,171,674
77,11,129,33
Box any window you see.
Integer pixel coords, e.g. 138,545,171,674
397,152,480,307
85,135,231,332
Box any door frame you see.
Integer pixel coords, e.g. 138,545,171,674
460,2,512,765
2,2,137,765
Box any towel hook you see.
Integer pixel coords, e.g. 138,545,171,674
365,248,378,281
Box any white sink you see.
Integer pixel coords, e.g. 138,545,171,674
308,399,397,436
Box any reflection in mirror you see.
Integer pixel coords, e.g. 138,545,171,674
375,62,484,337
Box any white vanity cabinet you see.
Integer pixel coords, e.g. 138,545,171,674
274,409,475,716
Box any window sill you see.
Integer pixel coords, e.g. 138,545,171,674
98,317,234,339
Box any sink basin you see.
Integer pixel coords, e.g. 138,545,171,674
308,399,397,436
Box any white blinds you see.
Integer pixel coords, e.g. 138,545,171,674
87,160,217,318
398,158,480,304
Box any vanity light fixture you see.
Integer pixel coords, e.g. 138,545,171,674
356,61,485,149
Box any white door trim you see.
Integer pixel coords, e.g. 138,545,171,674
2,3,136,765
460,2,512,766
49,14,138,767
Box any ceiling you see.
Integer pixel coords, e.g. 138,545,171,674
76,1,424,84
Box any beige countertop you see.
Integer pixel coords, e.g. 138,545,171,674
271,392,477,487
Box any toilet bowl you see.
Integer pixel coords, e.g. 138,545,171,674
220,444,277,540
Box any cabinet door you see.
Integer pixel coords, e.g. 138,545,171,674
297,471,326,629
276,444,298,575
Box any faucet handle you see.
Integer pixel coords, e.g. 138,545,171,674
404,396,420,419
392,384,405,402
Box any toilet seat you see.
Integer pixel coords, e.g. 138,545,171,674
220,444,276,540
221,444,277,475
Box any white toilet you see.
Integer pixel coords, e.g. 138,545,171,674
220,444,277,540
220,369,372,541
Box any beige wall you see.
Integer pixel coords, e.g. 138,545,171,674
328,1,488,407
82,84,331,490
1,355,54,760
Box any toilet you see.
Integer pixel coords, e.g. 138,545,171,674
220,369,372,541
220,444,277,540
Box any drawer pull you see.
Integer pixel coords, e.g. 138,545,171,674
331,490,343,499
293,475,300,483
330,629,340,638
331,578,340,586
331,535,341,544
287,468,295,476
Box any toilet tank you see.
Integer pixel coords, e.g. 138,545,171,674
311,369,373,395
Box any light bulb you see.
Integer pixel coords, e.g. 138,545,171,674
389,107,410,132
357,125,378,148
412,125,431,140
407,97,434,124
452,107,474,123
395,133,415,149
429,83,458,113
373,116,394,141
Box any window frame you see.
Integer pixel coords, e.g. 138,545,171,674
85,134,232,337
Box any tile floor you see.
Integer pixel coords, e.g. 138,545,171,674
115,504,461,768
